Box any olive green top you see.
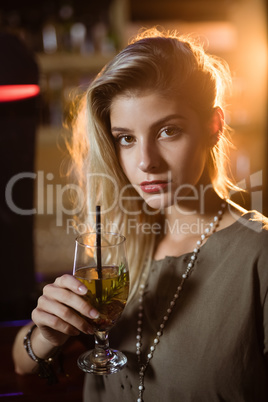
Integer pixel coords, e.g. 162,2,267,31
83,213,268,401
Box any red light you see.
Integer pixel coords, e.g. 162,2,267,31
0,85,40,102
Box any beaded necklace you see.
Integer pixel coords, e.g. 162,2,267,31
135,204,226,402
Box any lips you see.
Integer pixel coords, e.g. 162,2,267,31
140,180,170,193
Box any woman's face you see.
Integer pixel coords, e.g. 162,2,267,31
110,92,211,211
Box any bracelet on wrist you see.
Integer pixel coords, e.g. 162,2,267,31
23,324,60,384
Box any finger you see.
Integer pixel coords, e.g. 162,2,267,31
43,284,99,319
36,295,94,335
54,274,88,295
32,307,81,338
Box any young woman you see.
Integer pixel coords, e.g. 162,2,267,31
13,28,268,401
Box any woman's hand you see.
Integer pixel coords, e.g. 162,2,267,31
32,274,99,347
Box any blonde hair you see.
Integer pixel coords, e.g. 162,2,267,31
67,27,237,297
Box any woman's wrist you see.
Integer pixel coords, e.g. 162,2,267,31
24,324,60,362
23,324,62,383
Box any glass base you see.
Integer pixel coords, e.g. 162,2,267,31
77,348,127,375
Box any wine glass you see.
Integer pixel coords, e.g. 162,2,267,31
73,232,129,374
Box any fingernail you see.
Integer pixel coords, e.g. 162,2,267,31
89,309,99,319
78,285,87,294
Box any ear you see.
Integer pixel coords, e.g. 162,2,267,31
207,107,224,147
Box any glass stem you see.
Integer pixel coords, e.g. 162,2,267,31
94,331,113,359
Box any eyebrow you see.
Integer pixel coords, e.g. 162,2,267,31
111,113,186,134
111,126,133,134
151,114,187,129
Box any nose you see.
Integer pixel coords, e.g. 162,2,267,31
138,140,159,172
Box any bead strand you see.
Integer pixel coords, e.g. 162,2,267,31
136,204,226,402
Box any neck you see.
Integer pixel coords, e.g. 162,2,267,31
154,194,227,260
164,186,224,226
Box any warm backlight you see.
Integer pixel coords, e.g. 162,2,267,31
0,85,40,102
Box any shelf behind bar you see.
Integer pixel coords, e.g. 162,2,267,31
36,52,115,74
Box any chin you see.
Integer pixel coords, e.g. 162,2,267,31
142,194,174,213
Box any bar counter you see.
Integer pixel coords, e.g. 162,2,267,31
0,322,85,401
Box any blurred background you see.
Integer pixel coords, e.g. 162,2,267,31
0,0,267,321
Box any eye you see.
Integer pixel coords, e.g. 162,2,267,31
159,126,183,139
115,135,135,147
